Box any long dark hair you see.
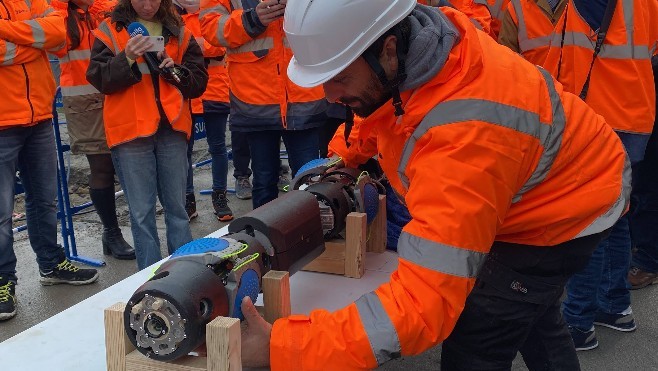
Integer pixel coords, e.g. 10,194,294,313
110,0,182,32
66,2,83,50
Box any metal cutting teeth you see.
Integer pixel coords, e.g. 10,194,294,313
129,295,187,356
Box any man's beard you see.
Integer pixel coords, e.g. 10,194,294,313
340,77,392,118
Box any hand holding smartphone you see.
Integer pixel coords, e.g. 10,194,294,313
144,36,165,52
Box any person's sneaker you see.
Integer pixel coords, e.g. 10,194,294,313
212,190,234,222
0,278,17,321
185,193,198,220
594,310,637,332
39,260,99,286
628,266,658,289
278,174,290,192
569,326,598,351
235,177,252,200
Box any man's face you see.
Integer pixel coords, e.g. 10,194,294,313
323,57,392,118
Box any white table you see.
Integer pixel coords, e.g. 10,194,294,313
0,226,398,370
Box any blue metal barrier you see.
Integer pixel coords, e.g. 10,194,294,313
52,87,105,267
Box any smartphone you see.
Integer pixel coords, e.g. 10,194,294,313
145,36,165,52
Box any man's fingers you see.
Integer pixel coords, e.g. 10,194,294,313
241,296,260,324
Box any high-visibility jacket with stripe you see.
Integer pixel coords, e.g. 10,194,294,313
542,0,658,134
477,0,511,37
198,0,327,131
419,0,495,38
91,20,194,147
498,0,566,64
327,117,378,168
51,0,115,98
182,12,229,115
270,8,630,370
0,0,65,127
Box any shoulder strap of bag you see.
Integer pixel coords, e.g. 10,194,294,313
579,0,618,100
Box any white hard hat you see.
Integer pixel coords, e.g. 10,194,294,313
284,0,416,88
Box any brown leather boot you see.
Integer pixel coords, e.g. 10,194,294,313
628,266,658,289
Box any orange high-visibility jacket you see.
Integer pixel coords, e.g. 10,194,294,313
182,12,229,115
270,8,629,370
198,0,327,131
419,0,494,37
51,0,115,97
542,0,658,134
0,0,65,127
498,0,566,64
91,21,195,147
478,0,511,37
327,117,378,168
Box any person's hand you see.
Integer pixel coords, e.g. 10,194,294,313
125,35,153,60
157,51,174,69
255,0,285,26
240,296,272,368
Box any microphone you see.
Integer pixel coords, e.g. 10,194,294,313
126,22,181,83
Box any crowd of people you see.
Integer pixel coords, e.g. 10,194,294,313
1,0,658,369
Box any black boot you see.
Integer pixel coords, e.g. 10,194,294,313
89,187,136,260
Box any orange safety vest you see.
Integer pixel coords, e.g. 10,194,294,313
92,20,193,147
419,0,495,37
0,0,64,127
542,0,658,134
477,0,510,37
270,8,629,370
504,0,565,64
199,0,326,129
51,0,115,97
182,12,229,115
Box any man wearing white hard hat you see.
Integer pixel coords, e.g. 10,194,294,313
236,1,630,369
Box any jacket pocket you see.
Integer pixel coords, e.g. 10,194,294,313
63,94,104,114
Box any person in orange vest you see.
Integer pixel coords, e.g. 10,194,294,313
477,0,511,37
232,2,631,369
51,0,136,261
538,0,658,350
198,0,328,209
497,0,567,64
419,0,495,37
86,0,208,270
174,0,234,222
0,0,99,321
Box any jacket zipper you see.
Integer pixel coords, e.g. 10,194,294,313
1,0,36,123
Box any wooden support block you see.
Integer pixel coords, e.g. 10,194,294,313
302,240,346,275
367,195,387,253
105,302,135,371
345,213,367,278
206,317,241,371
125,351,207,371
262,270,291,324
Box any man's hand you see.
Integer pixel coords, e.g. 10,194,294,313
326,156,345,173
240,296,272,368
255,0,285,26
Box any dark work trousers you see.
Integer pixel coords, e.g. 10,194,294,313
319,117,344,158
230,130,252,179
441,229,610,371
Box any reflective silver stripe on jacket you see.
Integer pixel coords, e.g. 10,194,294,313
61,84,100,96
59,49,91,63
97,22,120,55
200,5,231,47
23,0,31,10
550,0,650,60
355,292,401,365
511,0,552,53
397,67,565,203
137,62,150,75
230,91,279,117
208,59,225,67
230,0,242,10
398,232,487,278
227,37,274,55
26,19,46,48
1,42,17,65
575,152,631,238
287,99,328,117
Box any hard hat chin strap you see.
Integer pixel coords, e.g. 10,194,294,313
362,32,408,117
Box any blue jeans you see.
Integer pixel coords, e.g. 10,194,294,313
112,126,192,270
631,124,658,272
186,112,230,192
0,120,65,282
246,128,319,208
563,132,649,329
